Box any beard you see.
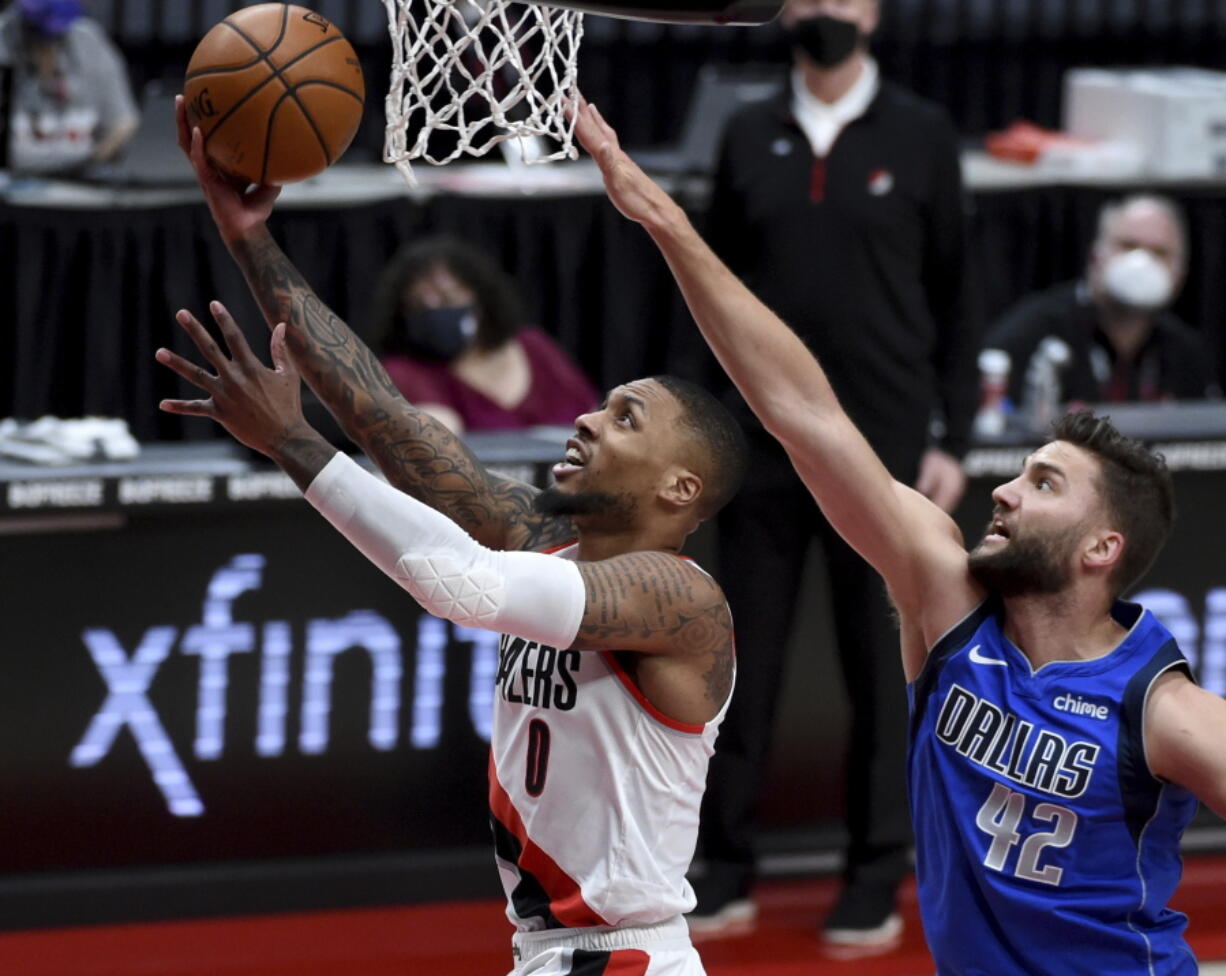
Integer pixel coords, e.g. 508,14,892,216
533,486,638,523
967,524,1079,597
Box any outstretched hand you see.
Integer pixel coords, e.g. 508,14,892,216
572,99,675,228
156,302,308,458
175,94,281,245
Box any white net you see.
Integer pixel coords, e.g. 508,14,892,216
383,0,585,185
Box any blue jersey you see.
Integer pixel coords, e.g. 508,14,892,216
908,599,1198,976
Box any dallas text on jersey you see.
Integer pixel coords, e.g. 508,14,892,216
935,684,1101,799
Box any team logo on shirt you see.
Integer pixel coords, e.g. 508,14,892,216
968,644,1008,666
495,635,580,711
935,684,1101,799
1053,693,1111,720
867,168,894,196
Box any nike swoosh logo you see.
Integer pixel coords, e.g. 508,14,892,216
968,644,1008,666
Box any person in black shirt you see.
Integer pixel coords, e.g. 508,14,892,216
680,0,978,952
984,194,1218,408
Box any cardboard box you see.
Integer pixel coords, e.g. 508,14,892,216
1064,67,1226,179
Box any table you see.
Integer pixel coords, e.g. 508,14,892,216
4,156,1226,442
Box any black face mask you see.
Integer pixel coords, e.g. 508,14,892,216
396,305,479,361
786,14,861,68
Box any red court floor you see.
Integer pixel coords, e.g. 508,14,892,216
3,856,1226,976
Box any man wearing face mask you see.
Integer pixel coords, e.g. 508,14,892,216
371,236,599,434
681,0,977,953
984,195,1218,406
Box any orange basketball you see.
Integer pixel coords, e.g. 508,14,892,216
183,3,365,185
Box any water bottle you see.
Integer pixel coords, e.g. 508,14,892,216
973,348,1012,439
1023,337,1071,434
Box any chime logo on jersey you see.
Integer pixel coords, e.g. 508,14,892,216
495,634,580,710
1053,693,1111,720
934,684,1101,798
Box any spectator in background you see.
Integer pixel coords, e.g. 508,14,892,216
372,236,599,433
0,0,139,174
680,0,978,952
985,194,1219,407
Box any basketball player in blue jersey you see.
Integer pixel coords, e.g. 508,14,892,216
575,101,1226,974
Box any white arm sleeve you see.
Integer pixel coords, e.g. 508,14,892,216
305,452,585,650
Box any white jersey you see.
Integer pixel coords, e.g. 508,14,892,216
488,544,731,933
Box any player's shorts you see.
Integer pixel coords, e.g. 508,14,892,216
507,916,705,976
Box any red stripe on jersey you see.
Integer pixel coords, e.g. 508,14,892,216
604,949,650,975
601,652,706,734
488,755,610,927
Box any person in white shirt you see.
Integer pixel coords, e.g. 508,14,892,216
0,0,139,174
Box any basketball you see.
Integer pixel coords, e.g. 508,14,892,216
183,3,365,185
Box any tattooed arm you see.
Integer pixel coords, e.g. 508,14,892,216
301,442,731,720
230,226,575,552
174,96,572,552
574,552,728,653
574,552,734,721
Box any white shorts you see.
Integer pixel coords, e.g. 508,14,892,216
507,916,705,976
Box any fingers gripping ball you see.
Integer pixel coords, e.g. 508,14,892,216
183,3,365,185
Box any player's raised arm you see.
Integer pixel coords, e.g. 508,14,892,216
172,97,571,553
574,102,976,653
302,456,733,722
157,312,733,722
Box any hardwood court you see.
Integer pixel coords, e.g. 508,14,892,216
3,855,1226,976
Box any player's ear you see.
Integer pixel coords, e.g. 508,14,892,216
661,467,703,510
1084,530,1124,574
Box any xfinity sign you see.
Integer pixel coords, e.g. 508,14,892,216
69,554,498,816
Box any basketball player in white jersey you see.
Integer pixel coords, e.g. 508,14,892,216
161,96,747,976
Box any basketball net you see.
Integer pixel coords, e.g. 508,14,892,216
383,0,584,185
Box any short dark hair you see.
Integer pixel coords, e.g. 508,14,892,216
650,375,747,520
1049,410,1174,596
370,236,525,354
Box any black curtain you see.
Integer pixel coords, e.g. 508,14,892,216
5,183,1226,439
0,190,679,441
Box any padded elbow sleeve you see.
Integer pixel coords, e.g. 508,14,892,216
305,453,585,649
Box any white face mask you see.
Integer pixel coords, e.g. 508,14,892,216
1101,248,1176,310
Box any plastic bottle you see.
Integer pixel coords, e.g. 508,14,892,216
973,348,1012,439
1023,336,1071,434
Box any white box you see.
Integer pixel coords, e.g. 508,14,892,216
1064,67,1226,179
